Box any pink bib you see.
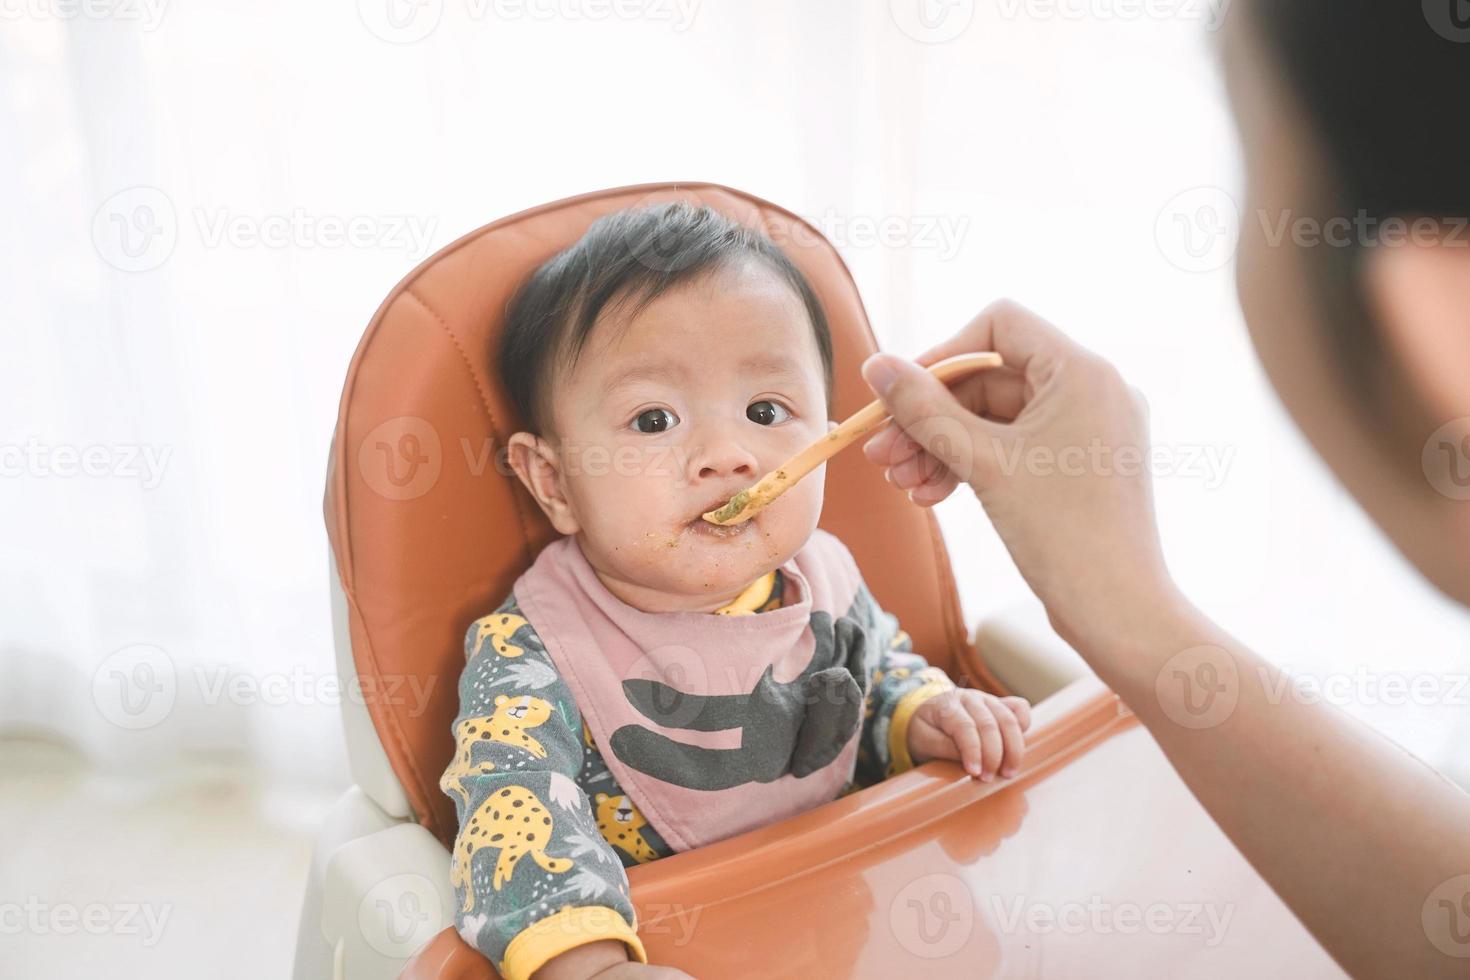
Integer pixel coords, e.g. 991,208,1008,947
511,528,869,852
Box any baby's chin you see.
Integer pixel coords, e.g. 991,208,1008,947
585,518,799,596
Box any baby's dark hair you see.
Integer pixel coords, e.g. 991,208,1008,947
499,201,834,436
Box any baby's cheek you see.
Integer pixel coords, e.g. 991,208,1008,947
786,464,827,524
599,485,685,555
586,496,651,552
752,482,822,562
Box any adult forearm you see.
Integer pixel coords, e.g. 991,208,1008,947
860,302,1470,974
1073,594,1470,979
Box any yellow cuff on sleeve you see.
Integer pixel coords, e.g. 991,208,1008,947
499,904,647,980
714,570,778,615
886,671,956,776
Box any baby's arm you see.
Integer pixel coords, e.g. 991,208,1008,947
442,603,653,980
853,585,958,785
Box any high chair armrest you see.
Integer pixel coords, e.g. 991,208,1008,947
318,821,455,980
973,598,1093,703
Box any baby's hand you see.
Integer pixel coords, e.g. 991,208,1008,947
536,940,695,980
906,689,1032,781
589,963,696,980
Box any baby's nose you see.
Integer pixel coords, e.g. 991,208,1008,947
697,454,755,480
692,424,759,480
696,448,757,481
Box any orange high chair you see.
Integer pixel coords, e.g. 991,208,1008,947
293,183,1341,979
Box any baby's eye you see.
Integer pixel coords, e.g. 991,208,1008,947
747,400,792,426
631,407,679,434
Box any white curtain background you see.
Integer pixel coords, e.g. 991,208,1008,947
4,0,1468,798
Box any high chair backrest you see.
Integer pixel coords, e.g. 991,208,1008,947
324,183,992,846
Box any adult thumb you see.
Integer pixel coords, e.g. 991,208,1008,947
861,352,998,487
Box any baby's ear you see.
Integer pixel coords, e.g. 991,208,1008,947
505,431,580,536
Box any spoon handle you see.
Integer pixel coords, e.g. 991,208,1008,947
703,352,1004,525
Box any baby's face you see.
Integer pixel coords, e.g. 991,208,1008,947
511,259,833,613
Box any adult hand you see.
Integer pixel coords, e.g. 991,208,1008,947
860,300,1179,649
866,303,1470,980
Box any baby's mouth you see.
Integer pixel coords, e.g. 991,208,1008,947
687,518,754,540
684,493,756,539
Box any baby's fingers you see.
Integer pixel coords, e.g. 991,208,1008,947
977,694,1027,778
1000,695,1032,732
962,693,1005,781
927,692,984,778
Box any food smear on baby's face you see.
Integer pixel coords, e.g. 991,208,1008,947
553,259,831,614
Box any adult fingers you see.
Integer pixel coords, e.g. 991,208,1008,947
913,298,1076,381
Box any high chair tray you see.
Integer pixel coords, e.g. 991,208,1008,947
400,677,1341,979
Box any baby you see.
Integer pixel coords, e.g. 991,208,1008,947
441,202,1031,980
